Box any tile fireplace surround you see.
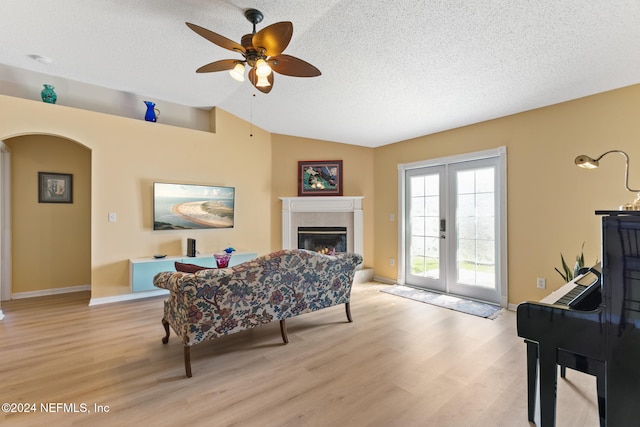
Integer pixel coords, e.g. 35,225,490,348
279,197,364,256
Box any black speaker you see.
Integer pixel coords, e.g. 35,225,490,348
187,238,196,257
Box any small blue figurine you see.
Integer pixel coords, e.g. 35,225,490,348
223,247,236,254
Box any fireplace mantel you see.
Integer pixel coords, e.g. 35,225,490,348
280,197,364,255
280,196,363,212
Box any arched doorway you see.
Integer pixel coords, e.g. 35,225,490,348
1,134,91,304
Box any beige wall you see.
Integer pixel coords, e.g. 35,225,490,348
0,96,272,299
5,135,91,293
270,134,375,267
2,84,639,306
374,84,640,304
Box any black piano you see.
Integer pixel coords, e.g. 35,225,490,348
517,211,640,427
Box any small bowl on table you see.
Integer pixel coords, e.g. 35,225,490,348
213,253,231,268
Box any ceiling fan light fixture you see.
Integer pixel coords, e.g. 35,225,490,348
186,9,320,93
229,62,245,81
255,58,272,77
256,74,271,87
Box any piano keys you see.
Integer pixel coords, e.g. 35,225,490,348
545,281,588,305
539,266,600,307
517,211,640,427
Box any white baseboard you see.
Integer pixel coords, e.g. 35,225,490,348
372,275,397,285
6,284,167,308
89,289,168,306
11,284,91,299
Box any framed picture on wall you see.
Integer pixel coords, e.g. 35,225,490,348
298,160,343,196
38,172,73,203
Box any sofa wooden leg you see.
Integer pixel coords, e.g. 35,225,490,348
184,346,192,378
280,319,289,344
162,318,170,344
345,302,353,322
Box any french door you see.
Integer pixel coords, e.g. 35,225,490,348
401,149,506,305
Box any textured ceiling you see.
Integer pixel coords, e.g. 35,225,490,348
1,1,639,147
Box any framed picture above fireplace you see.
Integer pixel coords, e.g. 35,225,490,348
298,160,343,196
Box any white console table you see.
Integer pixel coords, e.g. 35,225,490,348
129,252,258,292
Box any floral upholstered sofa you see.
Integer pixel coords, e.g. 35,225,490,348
153,249,363,377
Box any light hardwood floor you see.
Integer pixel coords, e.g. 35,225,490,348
0,282,599,427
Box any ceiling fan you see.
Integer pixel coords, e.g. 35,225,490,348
186,8,321,94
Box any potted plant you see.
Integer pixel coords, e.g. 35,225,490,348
554,242,594,282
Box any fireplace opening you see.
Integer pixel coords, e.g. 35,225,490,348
298,226,347,254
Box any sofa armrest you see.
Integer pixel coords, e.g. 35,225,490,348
154,268,239,294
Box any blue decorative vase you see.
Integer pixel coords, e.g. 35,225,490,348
144,101,160,122
41,84,57,104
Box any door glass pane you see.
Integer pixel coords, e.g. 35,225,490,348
475,168,494,193
411,176,425,196
425,217,439,236
455,167,496,288
410,235,426,275
457,170,475,193
425,195,439,216
424,174,439,195
476,216,494,240
457,194,475,217
457,216,476,239
409,174,440,279
412,217,425,235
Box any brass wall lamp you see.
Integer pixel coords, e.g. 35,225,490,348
575,150,640,210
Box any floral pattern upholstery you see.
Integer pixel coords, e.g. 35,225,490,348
153,249,363,349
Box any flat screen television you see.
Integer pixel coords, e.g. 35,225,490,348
153,182,235,230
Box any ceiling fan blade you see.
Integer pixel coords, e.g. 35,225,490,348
186,22,245,53
252,21,293,56
196,59,239,73
269,54,321,77
248,68,274,94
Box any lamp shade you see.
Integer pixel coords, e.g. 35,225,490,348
255,59,272,77
229,63,245,82
256,74,271,87
574,155,599,169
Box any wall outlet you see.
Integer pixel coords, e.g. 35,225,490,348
389,213,395,222
389,258,395,266
536,277,546,289
108,212,117,223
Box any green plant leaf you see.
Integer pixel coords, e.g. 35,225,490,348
555,242,592,282
554,267,568,282
555,253,573,282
